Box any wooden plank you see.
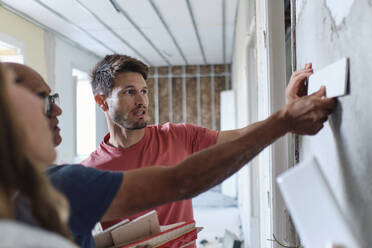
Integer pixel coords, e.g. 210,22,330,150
200,77,212,129
159,78,169,124
172,78,183,123
146,78,155,125
186,77,197,125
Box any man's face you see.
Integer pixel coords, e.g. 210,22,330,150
7,63,62,146
106,72,149,130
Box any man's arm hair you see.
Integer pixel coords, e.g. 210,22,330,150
217,66,314,145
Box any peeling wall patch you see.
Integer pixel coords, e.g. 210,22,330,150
325,0,355,26
296,0,307,23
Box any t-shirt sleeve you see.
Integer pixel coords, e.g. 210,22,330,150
182,123,219,153
45,165,123,235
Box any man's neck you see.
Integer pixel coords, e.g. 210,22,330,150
107,121,146,149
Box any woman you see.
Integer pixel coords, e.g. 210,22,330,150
0,63,76,247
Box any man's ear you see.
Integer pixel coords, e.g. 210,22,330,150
94,94,109,111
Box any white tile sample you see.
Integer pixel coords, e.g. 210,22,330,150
277,156,360,248
308,57,349,98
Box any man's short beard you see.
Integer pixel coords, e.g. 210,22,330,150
113,111,147,130
125,121,147,130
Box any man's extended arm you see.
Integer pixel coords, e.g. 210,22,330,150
102,88,335,221
217,64,314,144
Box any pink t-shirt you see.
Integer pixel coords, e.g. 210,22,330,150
81,123,219,230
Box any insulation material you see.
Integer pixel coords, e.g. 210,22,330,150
297,0,372,246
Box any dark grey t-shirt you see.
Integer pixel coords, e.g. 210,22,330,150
46,164,123,248
15,164,123,248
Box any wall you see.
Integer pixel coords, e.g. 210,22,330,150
147,64,231,130
232,0,258,247
0,6,47,79
297,0,372,246
233,0,293,247
53,36,101,163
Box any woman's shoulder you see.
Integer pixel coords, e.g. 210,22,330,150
0,220,77,248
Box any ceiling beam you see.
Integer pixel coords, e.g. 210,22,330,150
75,0,153,66
0,0,102,59
222,0,226,64
185,0,207,64
33,0,116,54
110,0,171,66
148,0,188,65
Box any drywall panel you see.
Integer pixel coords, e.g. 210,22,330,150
297,0,371,246
0,6,47,81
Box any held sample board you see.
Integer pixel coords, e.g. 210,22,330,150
277,156,359,248
308,57,349,98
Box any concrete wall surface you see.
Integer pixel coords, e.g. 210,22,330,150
297,0,372,246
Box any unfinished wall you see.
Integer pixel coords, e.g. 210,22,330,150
297,0,372,246
148,64,231,130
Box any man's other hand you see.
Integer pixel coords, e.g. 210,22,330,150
286,63,313,104
282,86,336,135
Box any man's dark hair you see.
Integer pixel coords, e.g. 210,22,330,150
90,54,149,96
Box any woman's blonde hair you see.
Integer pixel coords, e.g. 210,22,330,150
0,63,72,239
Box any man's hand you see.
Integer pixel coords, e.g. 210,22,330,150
286,63,313,104
281,86,336,135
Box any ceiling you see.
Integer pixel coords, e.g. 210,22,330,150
1,0,239,67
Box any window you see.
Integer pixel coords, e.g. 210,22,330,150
73,69,96,159
0,40,24,63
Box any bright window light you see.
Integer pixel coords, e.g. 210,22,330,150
73,69,96,158
0,41,23,63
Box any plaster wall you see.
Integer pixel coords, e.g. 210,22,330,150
296,0,372,246
0,6,47,80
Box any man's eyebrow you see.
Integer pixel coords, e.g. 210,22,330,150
122,85,147,90
123,85,136,89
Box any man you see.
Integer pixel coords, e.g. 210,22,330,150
82,54,326,231
7,62,335,248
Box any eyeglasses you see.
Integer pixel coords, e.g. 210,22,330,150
43,93,60,115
